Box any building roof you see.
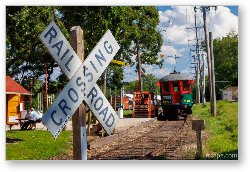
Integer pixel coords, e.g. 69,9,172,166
160,73,193,82
6,76,31,95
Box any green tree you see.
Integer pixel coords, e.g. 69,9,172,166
6,6,68,89
200,32,238,99
143,74,160,94
213,32,238,99
127,7,163,66
124,74,160,95
124,80,138,94
213,33,238,85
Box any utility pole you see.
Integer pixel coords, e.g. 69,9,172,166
187,6,203,104
201,6,212,112
70,26,87,160
201,61,206,107
209,32,216,116
201,6,217,113
194,6,200,104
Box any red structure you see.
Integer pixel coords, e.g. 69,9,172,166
6,76,31,125
122,96,130,110
132,91,158,118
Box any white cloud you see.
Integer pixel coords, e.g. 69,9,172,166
165,57,176,65
159,6,238,45
142,64,171,79
160,45,181,56
208,6,238,38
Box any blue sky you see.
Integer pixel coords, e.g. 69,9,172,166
157,6,238,16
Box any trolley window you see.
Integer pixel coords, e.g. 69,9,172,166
173,82,179,92
183,80,189,91
164,82,170,93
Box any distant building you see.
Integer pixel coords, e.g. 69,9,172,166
220,86,238,101
6,76,31,125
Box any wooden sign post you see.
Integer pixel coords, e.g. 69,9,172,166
192,120,205,159
70,26,87,160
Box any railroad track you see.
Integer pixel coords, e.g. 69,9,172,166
88,116,191,160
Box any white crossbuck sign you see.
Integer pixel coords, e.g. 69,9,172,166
40,21,120,139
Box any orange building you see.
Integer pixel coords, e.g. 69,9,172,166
6,76,31,125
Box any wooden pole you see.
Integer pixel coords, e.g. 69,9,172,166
194,7,200,104
196,130,202,159
195,66,200,104
201,63,206,107
202,7,212,112
137,45,143,95
41,87,44,112
110,93,113,109
209,32,216,116
101,69,107,137
30,79,33,108
70,26,87,160
103,69,107,97
37,92,39,111
45,64,48,110
192,120,204,159
114,92,117,111
87,111,91,135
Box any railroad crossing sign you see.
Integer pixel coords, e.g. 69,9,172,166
39,21,120,139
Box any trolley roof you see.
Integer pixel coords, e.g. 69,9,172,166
159,73,193,82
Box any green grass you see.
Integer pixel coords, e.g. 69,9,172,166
6,130,72,160
123,110,132,118
192,101,238,159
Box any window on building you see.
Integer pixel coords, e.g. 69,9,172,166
183,80,189,91
173,82,179,92
164,82,170,93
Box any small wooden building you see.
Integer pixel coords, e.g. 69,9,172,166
220,86,238,101
6,76,31,125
